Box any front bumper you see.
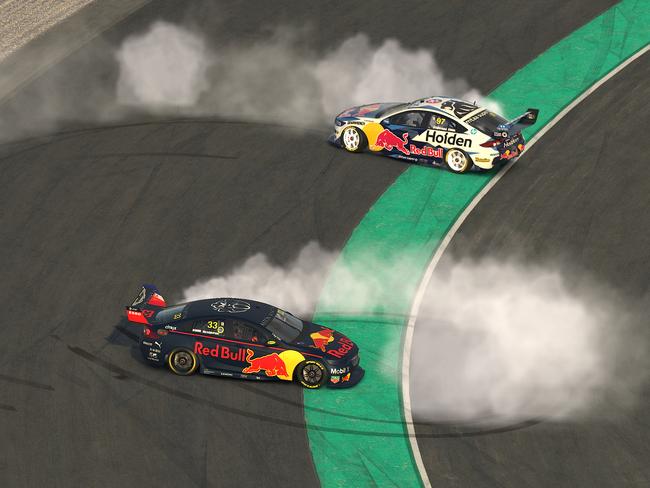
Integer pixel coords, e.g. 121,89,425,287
327,366,365,388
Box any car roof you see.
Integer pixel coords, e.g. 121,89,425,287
405,96,484,120
185,298,277,325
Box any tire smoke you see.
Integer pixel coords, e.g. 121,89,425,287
183,243,647,422
115,22,500,124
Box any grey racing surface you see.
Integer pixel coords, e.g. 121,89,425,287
412,52,650,487
0,1,619,486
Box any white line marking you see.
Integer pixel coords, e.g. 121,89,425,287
401,44,650,488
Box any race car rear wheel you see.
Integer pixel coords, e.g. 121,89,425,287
445,148,473,173
168,348,199,376
341,126,367,153
295,360,328,389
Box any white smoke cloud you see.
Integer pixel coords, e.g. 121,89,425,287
410,259,647,422
0,20,501,141
116,22,210,107
183,242,647,423
115,22,501,124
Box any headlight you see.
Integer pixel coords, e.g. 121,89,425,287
335,119,345,127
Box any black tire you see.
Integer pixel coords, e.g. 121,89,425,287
340,126,367,153
444,148,473,174
167,348,199,376
295,360,328,389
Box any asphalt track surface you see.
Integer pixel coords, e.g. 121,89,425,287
0,1,629,486
412,52,650,487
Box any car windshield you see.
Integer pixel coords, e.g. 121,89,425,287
466,110,508,135
154,305,186,323
265,309,304,343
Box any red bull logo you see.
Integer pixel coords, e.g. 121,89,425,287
375,129,410,155
194,342,246,362
242,349,288,377
310,328,335,351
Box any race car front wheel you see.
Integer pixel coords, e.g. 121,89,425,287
168,349,199,376
445,148,473,173
341,126,367,153
296,360,328,389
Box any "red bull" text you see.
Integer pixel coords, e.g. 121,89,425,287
409,145,443,158
194,342,246,362
327,337,354,359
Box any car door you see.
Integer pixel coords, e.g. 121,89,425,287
210,318,276,376
412,112,473,163
189,317,231,371
378,110,430,158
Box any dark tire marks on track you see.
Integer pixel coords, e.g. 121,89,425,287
412,50,650,488
0,0,619,486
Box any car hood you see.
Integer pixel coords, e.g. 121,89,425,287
292,322,358,360
337,102,402,119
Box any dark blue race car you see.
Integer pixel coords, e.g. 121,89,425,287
125,284,364,389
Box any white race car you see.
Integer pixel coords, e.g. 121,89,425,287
328,96,538,173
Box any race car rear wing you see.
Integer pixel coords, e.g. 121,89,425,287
125,284,167,324
493,108,539,138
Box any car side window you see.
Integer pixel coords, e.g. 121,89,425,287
388,111,427,128
227,320,264,343
429,114,452,130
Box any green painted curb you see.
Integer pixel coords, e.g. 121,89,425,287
306,2,650,486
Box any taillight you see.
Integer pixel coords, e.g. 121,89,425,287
143,327,159,339
480,139,500,148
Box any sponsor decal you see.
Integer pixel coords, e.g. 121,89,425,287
465,111,485,124
375,129,410,155
330,375,340,384
164,325,177,330
330,367,349,375
503,138,518,147
423,97,442,105
423,130,472,148
142,340,153,346
327,337,355,359
475,157,491,163
342,372,351,382
193,341,247,362
310,328,335,351
501,149,518,160
242,349,288,377
347,120,366,126
441,100,477,118
210,299,251,313
409,145,443,158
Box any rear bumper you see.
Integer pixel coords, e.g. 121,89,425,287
327,366,365,388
